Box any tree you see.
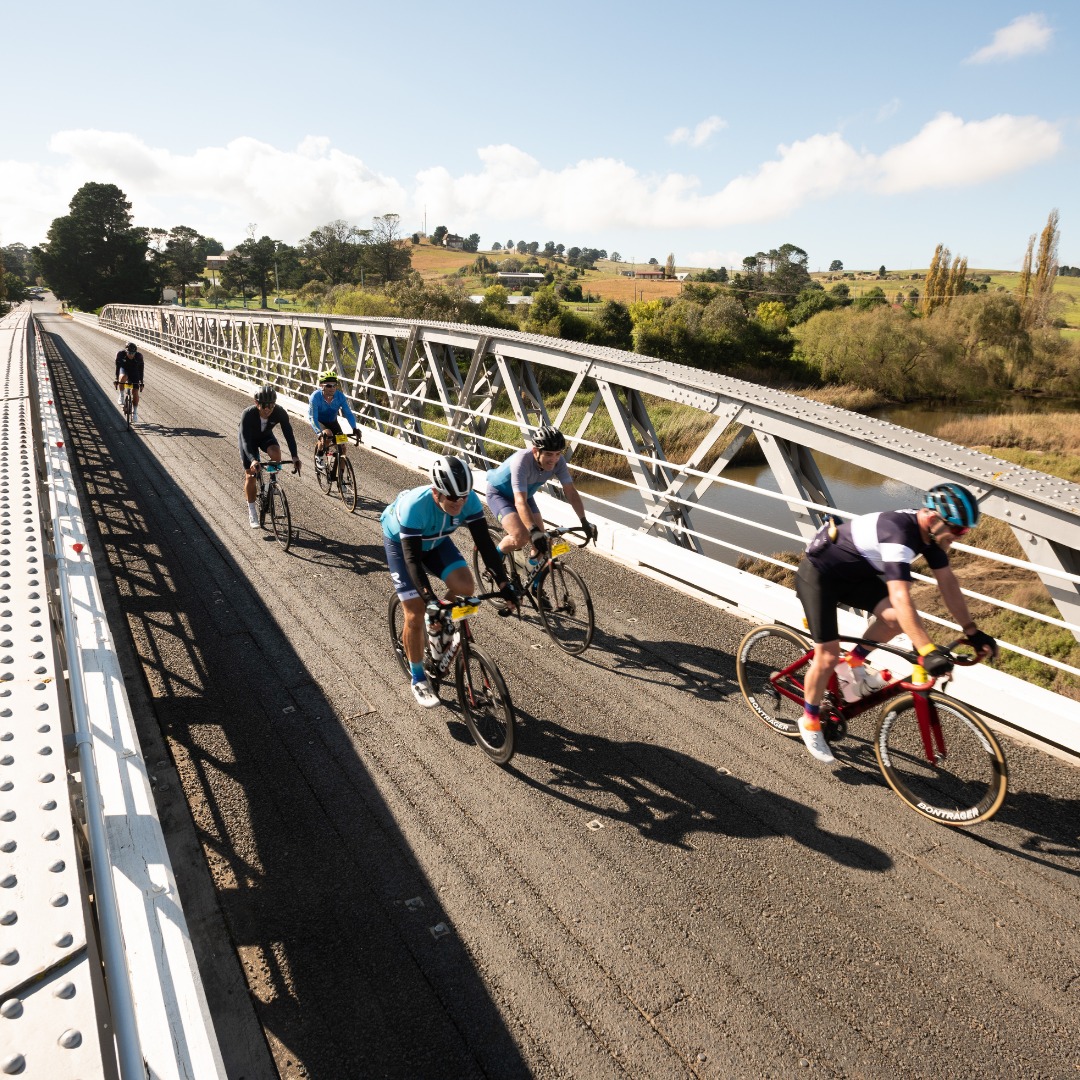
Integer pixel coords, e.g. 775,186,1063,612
647,256,658,266
527,241,539,255
516,240,528,255
37,182,155,309
829,259,843,272
555,244,565,257
878,264,887,278
164,225,212,305
610,252,621,263
463,233,481,253
302,219,369,285
431,225,448,246
853,286,888,312
365,213,412,285
492,242,502,251
543,241,556,257
1016,209,1060,329
222,235,282,308
664,253,676,279
921,243,950,316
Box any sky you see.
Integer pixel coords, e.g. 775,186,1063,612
2,1,1078,272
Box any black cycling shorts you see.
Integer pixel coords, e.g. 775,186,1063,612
795,558,889,644
239,429,280,470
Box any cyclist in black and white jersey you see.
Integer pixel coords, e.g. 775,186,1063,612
793,482,998,765
115,342,145,422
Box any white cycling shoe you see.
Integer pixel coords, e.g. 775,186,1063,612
247,507,260,529
798,715,836,766
412,680,440,708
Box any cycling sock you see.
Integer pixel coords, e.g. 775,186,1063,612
802,702,821,719
849,644,871,663
409,661,425,684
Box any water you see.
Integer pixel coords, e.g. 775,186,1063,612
576,399,1076,565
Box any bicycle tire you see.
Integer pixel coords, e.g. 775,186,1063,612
338,456,358,512
123,392,132,429
455,643,515,765
387,593,441,692
471,525,521,607
314,448,332,494
735,624,811,738
537,563,594,654
270,485,292,551
875,691,1008,826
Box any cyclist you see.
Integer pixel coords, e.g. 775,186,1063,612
114,342,145,423
239,385,301,528
484,424,598,578
382,456,517,708
308,369,360,474
794,482,998,765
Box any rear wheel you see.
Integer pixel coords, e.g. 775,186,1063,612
269,485,292,551
537,563,594,654
314,448,332,493
735,624,811,737
471,525,520,606
455,644,515,765
875,692,1008,825
338,456,357,512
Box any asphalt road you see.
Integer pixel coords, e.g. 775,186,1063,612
38,314,1080,1080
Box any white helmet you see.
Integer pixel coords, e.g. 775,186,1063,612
430,456,473,499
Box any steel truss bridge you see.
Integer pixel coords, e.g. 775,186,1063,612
96,303,1080,753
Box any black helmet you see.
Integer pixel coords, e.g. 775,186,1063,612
531,424,566,452
125,342,137,353
923,482,979,530
255,385,277,408
430,456,473,499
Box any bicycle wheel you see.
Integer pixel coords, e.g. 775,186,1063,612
875,692,1008,825
269,485,292,551
537,563,594,654
387,593,441,691
735,624,811,738
123,392,132,429
314,448,332,494
455,644,515,765
471,526,520,607
338,456,357,512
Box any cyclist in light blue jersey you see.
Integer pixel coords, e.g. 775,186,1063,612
308,369,359,452
485,424,597,564
382,456,516,707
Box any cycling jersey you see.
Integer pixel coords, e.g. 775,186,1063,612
115,349,144,386
308,388,358,434
238,404,298,468
381,485,486,549
805,510,949,582
486,448,574,501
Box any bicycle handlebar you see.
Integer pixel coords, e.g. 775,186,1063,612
548,524,596,548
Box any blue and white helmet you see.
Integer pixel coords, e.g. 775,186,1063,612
923,482,979,530
430,456,473,499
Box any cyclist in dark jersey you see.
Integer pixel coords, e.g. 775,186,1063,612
793,482,997,764
115,343,145,421
239,385,300,528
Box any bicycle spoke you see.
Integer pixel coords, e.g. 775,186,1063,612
735,625,809,737
537,563,594,653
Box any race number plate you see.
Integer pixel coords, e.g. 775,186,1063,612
551,540,571,557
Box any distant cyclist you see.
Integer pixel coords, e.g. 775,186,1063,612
794,482,998,765
382,456,516,708
114,342,145,423
239,385,301,528
308,369,360,470
485,424,598,570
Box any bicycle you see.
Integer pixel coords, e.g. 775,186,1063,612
472,524,596,654
116,378,135,428
314,422,360,512
255,461,295,551
735,624,1008,826
388,590,517,764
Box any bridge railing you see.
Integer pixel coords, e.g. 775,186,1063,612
88,305,1080,755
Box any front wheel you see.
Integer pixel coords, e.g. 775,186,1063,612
874,692,1007,826
123,392,132,429
537,563,594,654
338,456,357,512
269,485,292,551
455,644,515,765
735,624,812,737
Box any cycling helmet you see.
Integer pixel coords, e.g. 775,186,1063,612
318,368,340,385
923,482,979,530
531,424,566,452
430,456,473,500
255,385,277,408
125,342,137,353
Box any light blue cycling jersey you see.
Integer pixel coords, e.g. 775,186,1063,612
308,388,358,434
380,485,486,550
486,447,573,499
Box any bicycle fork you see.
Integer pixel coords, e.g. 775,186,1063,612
909,685,947,763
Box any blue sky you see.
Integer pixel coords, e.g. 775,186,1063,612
2,2,1077,271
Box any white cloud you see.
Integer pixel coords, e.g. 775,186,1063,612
876,98,901,122
666,116,727,148
966,13,1052,63
684,248,743,269
0,112,1063,249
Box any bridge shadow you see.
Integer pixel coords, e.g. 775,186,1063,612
134,422,226,439
44,325,531,1080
